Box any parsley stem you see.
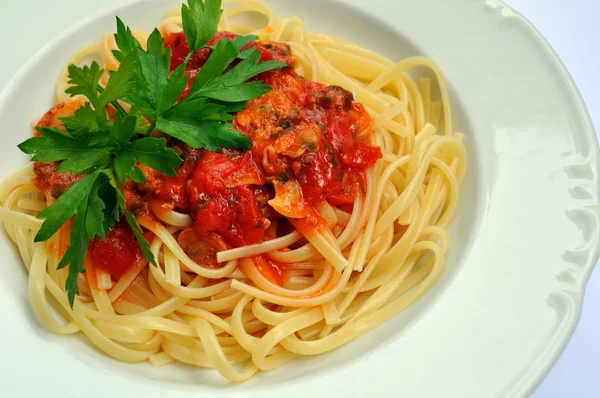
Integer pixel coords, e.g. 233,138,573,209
183,52,194,70
96,84,127,117
145,121,156,137
111,101,127,118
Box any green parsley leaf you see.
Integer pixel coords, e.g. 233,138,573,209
60,103,111,133
230,35,259,51
207,34,258,59
58,151,112,175
125,211,156,266
181,0,223,53
106,170,127,220
19,127,113,174
190,40,239,93
54,172,116,306
111,115,181,182
114,1,287,152
130,29,187,120
237,48,257,60
200,80,272,102
114,151,146,184
165,97,229,121
188,48,286,101
129,106,152,133
57,213,88,308
111,114,137,145
156,118,251,151
126,138,181,176
214,50,287,87
19,127,83,162
65,62,104,108
87,176,117,239
110,116,146,183
113,17,142,63
97,55,136,110
217,100,248,113
35,171,110,242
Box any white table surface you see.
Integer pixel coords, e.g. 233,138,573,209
0,0,598,396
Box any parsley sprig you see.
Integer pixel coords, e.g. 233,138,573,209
18,0,288,306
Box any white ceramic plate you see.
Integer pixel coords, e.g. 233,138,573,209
0,0,598,396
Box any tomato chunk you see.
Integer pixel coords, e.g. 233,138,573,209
91,225,142,278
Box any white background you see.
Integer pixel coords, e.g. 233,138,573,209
0,0,597,396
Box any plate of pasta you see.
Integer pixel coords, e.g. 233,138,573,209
0,0,598,396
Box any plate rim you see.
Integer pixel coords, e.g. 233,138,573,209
493,0,600,394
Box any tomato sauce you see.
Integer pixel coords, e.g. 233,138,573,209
188,150,267,247
235,68,380,208
137,145,202,213
31,31,381,285
33,162,84,198
90,223,143,278
253,255,287,286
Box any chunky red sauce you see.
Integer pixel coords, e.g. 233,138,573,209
90,224,142,278
136,145,202,213
235,73,380,207
32,31,382,282
189,150,268,246
33,162,84,198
